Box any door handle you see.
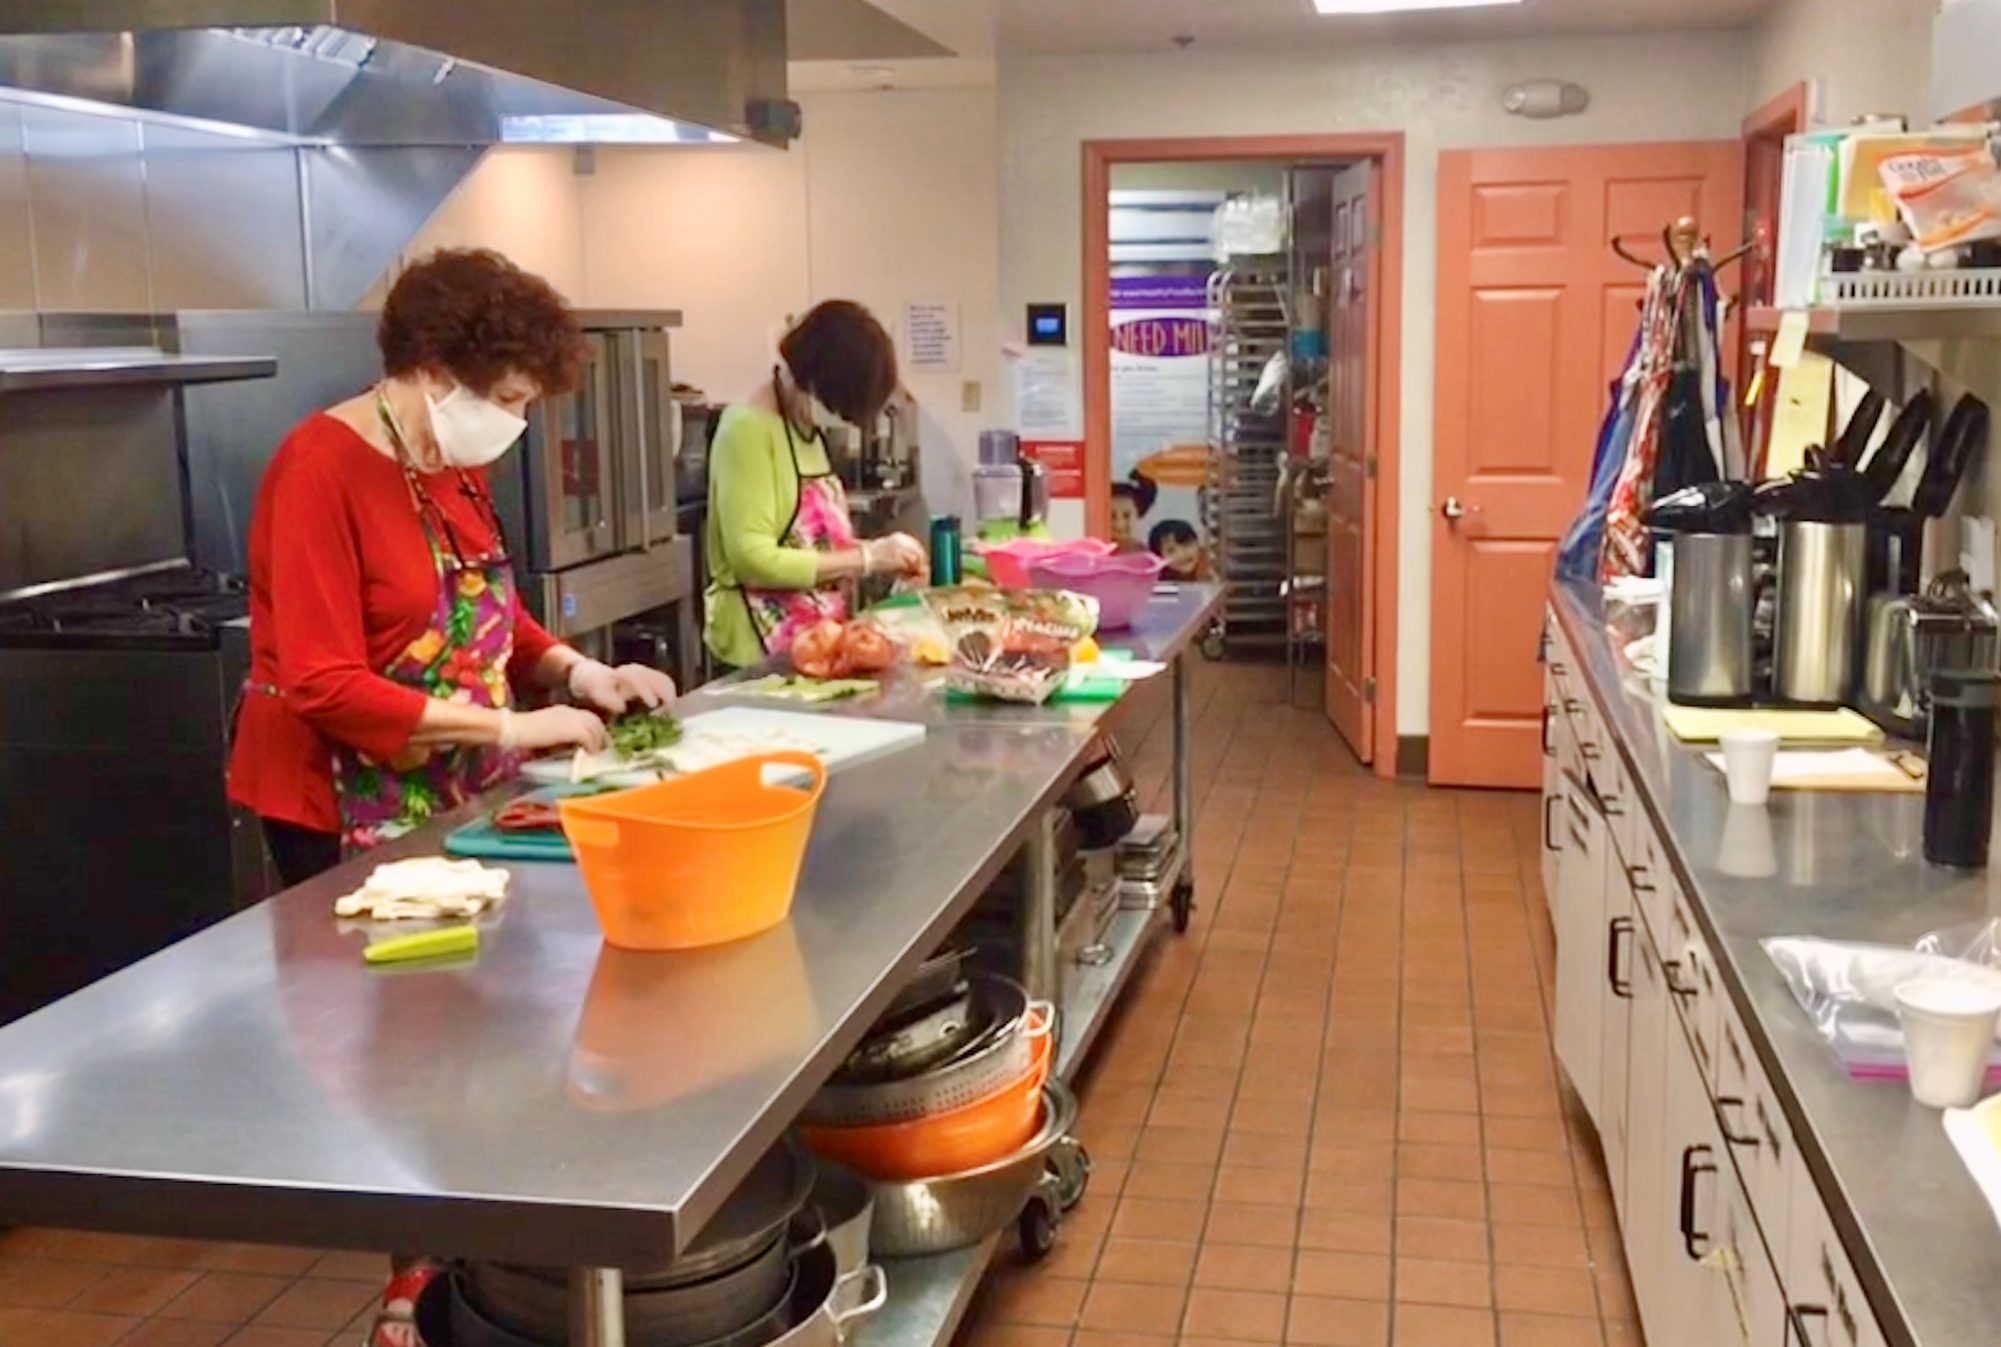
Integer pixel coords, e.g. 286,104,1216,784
1678,1144,1716,1260
1606,916,1635,999
1440,496,1481,522
1716,1096,1760,1148
1789,1305,1829,1347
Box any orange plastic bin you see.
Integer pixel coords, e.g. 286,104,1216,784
558,750,827,951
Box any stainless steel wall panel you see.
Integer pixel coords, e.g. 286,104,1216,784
140,122,306,309
0,387,185,592
19,102,150,312
298,143,482,310
0,103,36,309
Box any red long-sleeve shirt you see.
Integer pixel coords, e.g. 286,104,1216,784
227,413,560,833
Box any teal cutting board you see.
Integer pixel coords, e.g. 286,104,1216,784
444,785,603,863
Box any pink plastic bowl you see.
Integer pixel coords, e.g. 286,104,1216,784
1026,552,1166,630
975,538,1117,590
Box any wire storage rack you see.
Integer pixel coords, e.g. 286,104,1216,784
1203,256,1291,657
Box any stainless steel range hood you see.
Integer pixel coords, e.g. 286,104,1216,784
0,0,792,146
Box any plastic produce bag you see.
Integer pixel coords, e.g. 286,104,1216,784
1763,929,2001,1079
1250,350,1288,415
1879,145,2001,254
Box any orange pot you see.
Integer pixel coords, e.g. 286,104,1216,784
558,751,826,951
802,1018,1054,1181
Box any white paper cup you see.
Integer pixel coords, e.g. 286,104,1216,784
1896,978,2001,1109
1718,728,1780,806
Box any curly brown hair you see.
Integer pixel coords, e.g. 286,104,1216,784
780,300,898,425
378,249,586,397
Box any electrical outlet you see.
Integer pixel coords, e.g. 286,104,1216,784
961,380,982,413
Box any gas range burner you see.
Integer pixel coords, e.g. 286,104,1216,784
0,568,248,651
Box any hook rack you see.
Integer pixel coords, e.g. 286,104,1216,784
1610,215,1755,272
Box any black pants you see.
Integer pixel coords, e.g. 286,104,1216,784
262,818,342,889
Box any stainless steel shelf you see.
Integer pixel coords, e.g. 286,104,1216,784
1058,904,1168,1081
847,1240,999,1347
0,349,277,392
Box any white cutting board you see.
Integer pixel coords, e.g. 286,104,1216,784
522,706,926,787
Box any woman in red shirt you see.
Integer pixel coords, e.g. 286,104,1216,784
228,249,675,887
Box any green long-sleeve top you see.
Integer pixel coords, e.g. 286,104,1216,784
704,403,837,669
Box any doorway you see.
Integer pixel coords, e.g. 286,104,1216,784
1083,134,1406,777
1428,141,1744,789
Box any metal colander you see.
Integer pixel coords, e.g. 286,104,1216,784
805,975,1050,1127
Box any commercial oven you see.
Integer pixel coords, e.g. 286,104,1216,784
491,311,699,687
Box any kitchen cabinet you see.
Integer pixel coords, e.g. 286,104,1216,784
1785,1151,1885,1347
1541,695,1564,918
1553,789,1607,1122
1624,907,1673,1342
1599,853,1636,1220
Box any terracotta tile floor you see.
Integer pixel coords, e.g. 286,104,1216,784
0,662,1637,1347
963,661,1640,1347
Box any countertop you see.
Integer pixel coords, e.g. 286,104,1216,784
1551,580,2001,1347
0,584,1219,1271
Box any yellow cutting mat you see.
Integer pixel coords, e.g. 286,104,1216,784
1663,705,1884,744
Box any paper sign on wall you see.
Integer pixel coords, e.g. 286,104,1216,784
1013,348,1080,440
905,302,959,373
1022,440,1085,500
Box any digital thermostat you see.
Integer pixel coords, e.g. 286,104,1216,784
1027,303,1068,347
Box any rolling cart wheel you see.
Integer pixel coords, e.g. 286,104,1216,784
1171,879,1195,934
1049,1140,1092,1212
1018,1195,1060,1263
1200,628,1226,661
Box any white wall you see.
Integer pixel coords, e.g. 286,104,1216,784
376,148,589,307
999,33,1752,735
1746,0,1933,125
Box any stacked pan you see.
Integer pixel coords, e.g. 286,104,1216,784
450,1136,885,1347
800,959,1072,1255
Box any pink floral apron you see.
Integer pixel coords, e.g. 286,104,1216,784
333,399,522,850
727,371,859,657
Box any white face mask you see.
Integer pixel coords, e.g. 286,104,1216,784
426,384,527,468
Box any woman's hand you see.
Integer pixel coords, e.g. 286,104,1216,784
861,532,927,578
567,658,678,714
501,705,610,753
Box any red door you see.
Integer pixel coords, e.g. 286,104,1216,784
1325,161,1380,763
1431,142,1744,788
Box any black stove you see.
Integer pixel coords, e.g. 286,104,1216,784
0,568,247,650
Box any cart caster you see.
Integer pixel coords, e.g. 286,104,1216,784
1171,879,1195,934
1048,1138,1091,1212
1018,1192,1059,1262
1200,628,1226,661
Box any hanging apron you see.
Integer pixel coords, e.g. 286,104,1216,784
725,373,860,657
331,534,522,851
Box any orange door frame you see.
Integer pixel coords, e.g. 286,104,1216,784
1081,133,1407,778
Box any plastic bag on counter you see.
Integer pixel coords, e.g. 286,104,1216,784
923,587,1097,705
1763,932,2001,1079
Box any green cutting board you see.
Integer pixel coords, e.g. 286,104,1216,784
444,785,603,863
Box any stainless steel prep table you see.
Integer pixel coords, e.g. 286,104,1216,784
0,587,1223,1347
1551,580,2001,1347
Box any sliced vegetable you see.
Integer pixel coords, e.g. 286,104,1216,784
608,710,683,757
364,925,480,965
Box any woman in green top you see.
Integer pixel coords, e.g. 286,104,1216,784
705,300,926,669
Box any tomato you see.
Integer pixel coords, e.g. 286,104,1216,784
791,620,852,679
841,623,897,674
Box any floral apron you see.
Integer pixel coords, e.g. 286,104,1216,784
333,401,522,850
727,372,859,657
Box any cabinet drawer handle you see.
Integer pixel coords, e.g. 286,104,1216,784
1552,662,1569,677
1789,1305,1829,1347
1542,704,1555,757
1606,917,1635,999
1716,1096,1760,1148
1665,961,1698,1000
1543,795,1561,853
1678,1144,1716,1260
1625,863,1656,894
1580,742,1603,761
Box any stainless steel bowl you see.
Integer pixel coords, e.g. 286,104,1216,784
865,1082,1079,1257
805,974,1040,1126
